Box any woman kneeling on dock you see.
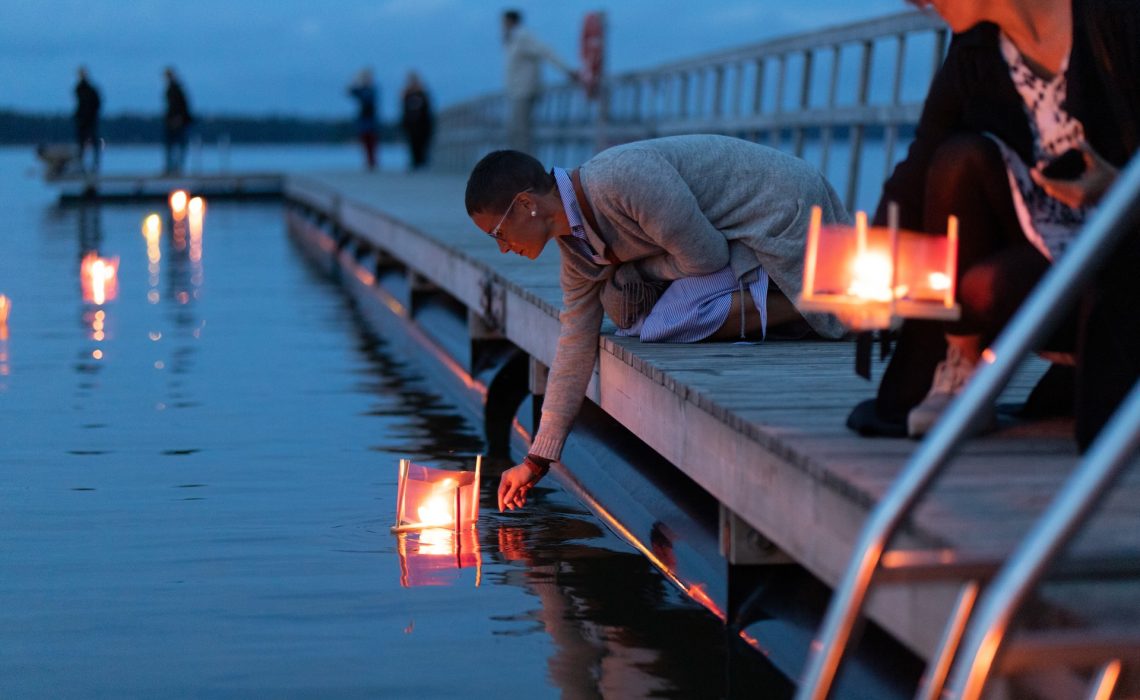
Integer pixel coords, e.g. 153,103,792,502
465,134,849,512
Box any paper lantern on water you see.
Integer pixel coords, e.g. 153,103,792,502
391,456,481,533
799,205,960,331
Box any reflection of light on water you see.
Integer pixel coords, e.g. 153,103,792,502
148,290,160,304
149,331,162,341
92,349,103,360
188,196,205,263
0,294,10,324
91,309,106,341
417,527,456,555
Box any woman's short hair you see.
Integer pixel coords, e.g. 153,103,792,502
465,150,553,215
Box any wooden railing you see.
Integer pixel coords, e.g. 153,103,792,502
435,10,947,213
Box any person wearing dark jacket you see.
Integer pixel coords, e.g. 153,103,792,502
848,0,1140,451
400,71,434,170
163,67,193,174
347,68,380,171
74,67,102,173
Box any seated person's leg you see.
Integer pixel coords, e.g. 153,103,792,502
705,281,811,342
857,133,1025,435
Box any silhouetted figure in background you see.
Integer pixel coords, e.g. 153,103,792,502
348,68,380,171
163,67,193,174
74,67,102,174
401,71,434,170
501,9,576,154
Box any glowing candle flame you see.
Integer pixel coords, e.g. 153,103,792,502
169,190,189,221
928,271,952,292
142,213,162,241
80,253,119,305
847,251,894,302
188,196,205,218
415,478,457,528
0,294,9,324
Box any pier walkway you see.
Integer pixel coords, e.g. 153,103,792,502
283,170,1140,671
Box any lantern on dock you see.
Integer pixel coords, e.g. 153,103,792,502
392,456,481,533
798,205,960,331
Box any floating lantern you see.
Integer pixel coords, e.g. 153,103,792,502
392,456,481,533
80,253,119,306
142,213,162,242
799,204,960,331
392,457,482,588
169,190,189,221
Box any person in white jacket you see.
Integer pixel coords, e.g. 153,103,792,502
502,9,577,153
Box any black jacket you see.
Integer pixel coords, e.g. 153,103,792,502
876,0,1140,228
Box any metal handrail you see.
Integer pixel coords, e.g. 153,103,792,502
435,11,946,213
796,152,1140,700
945,374,1140,698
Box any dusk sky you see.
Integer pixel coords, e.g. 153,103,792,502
3,0,912,120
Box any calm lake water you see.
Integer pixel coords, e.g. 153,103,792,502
0,145,783,698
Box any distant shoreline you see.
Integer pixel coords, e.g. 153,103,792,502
0,109,403,145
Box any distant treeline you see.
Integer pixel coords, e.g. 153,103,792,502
0,110,402,145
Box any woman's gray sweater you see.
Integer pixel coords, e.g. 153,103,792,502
530,134,849,461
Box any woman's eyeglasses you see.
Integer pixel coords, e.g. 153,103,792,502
487,189,531,241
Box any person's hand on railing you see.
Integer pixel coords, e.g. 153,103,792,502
1031,142,1119,209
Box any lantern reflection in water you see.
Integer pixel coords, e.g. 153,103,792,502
80,253,119,306
392,457,482,587
188,196,205,264
799,204,960,331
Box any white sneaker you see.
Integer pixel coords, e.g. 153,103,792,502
907,344,994,438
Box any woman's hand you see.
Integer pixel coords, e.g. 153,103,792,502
1031,142,1118,209
497,458,549,512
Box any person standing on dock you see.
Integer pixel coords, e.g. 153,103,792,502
400,71,434,171
846,0,1140,449
348,68,380,171
73,66,101,174
501,9,577,154
162,67,193,175
465,135,849,512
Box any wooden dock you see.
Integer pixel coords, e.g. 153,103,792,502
283,171,1140,679
52,171,283,203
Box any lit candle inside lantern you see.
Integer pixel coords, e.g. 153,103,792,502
393,457,481,533
847,251,894,302
142,213,162,241
80,253,119,305
799,205,961,331
169,190,189,221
